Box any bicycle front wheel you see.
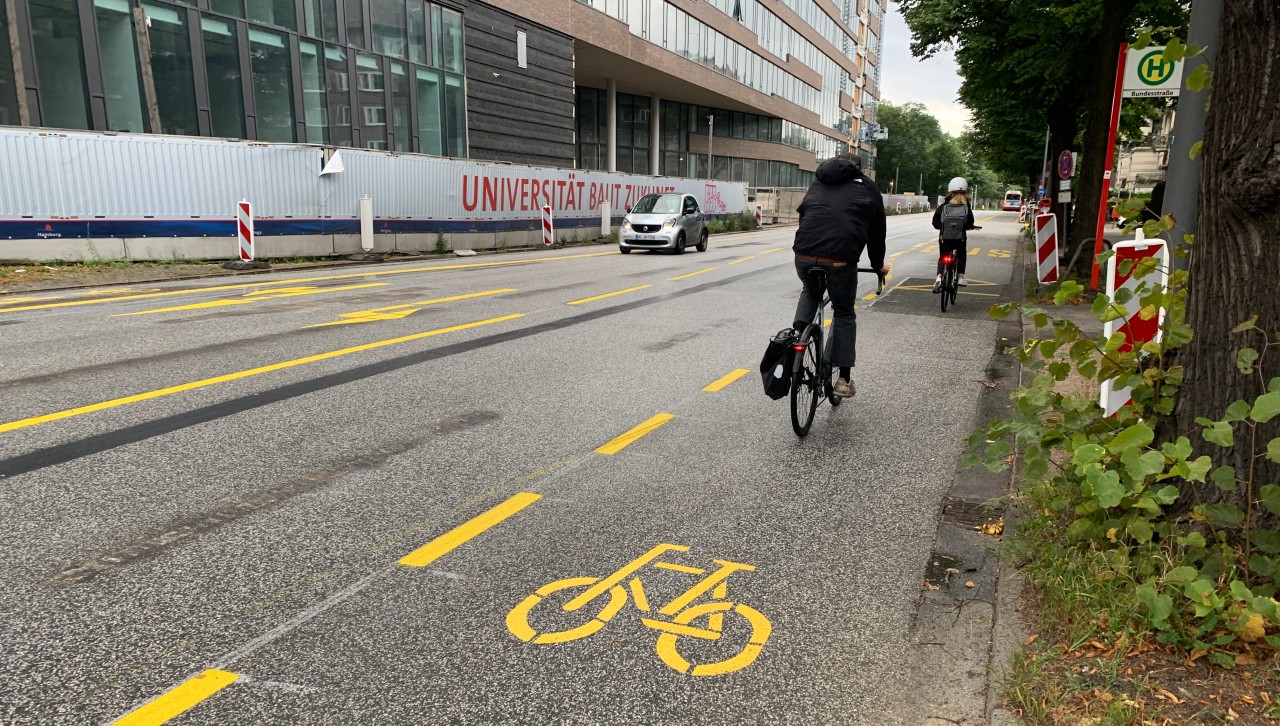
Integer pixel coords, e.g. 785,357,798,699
790,326,821,437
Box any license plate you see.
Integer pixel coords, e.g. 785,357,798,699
634,234,661,241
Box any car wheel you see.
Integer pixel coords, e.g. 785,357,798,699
696,228,708,252
620,247,631,254
674,233,686,255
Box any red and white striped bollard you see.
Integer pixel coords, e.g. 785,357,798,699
237,199,254,261
1035,213,1059,283
542,205,553,247
1099,232,1170,416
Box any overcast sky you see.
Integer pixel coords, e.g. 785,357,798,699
878,4,972,136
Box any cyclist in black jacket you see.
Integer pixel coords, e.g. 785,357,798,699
791,153,889,398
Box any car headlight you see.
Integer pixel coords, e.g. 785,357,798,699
622,220,632,231
662,218,676,230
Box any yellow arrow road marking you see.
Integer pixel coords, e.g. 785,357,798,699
0,314,524,434
307,288,516,328
0,251,615,315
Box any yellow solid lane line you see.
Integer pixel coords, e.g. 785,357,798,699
0,251,615,315
703,369,749,392
0,314,524,434
669,267,718,281
566,284,651,306
726,255,757,265
759,247,785,255
118,283,390,316
596,413,675,455
399,492,542,568
112,669,239,726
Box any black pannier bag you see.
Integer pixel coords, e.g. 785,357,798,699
760,328,799,400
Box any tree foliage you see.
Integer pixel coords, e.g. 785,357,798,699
871,101,1012,200
898,0,1186,255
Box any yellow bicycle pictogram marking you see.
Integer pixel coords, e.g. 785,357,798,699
506,543,772,676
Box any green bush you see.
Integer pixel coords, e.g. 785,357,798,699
969,229,1280,665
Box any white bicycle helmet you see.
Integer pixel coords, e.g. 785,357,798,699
947,177,968,193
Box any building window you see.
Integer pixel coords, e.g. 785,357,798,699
30,0,92,129
408,1,428,64
324,45,350,145
201,16,244,137
516,30,526,69
356,52,384,148
390,62,410,151
415,66,441,155
299,40,326,143
372,0,406,58
443,72,464,156
248,0,295,30
302,0,339,42
438,7,463,73
209,0,242,18
142,3,198,136
248,27,295,141
0,0,18,125
362,105,386,126
346,0,365,48
95,0,148,132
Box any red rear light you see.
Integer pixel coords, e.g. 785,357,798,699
792,344,806,351
942,254,955,265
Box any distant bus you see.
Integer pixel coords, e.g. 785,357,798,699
1002,191,1023,211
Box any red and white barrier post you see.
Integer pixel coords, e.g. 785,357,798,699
755,205,763,228
1099,232,1170,416
542,205,554,247
1034,213,1059,283
223,198,269,270
238,199,254,261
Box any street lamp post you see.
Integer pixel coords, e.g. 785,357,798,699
894,166,900,195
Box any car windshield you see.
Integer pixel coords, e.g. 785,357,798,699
632,194,682,214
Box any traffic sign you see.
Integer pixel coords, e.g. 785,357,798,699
1122,46,1183,98
1057,150,1074,179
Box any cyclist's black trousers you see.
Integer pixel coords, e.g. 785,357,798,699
792,257,857,367
936,239,968,274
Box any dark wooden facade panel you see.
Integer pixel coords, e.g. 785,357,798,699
462,0,576,167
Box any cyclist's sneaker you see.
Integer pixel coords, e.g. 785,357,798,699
958,275,968,286
932,275,942,294
834,377,856,397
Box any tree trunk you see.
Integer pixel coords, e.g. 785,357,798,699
1045,95,1080,236
1065,0,1140,280
1164,1,1280,525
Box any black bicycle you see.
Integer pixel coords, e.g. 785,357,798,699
790,267,886,437
938,226,980,313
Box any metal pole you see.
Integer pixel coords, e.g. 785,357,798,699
1039,125,1050,200
894,165,899,195
707,114,714,180
1091,43,1129,291
1161,0,1221,270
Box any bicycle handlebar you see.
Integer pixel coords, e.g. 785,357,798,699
856,267,887,296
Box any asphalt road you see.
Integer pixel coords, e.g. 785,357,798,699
0,210,1021,725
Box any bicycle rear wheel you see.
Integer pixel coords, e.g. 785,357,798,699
940,267,952,312
821,333,841,407
790,326,821,437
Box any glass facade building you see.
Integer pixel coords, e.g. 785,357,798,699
0,0,467,154
0,0,884,187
